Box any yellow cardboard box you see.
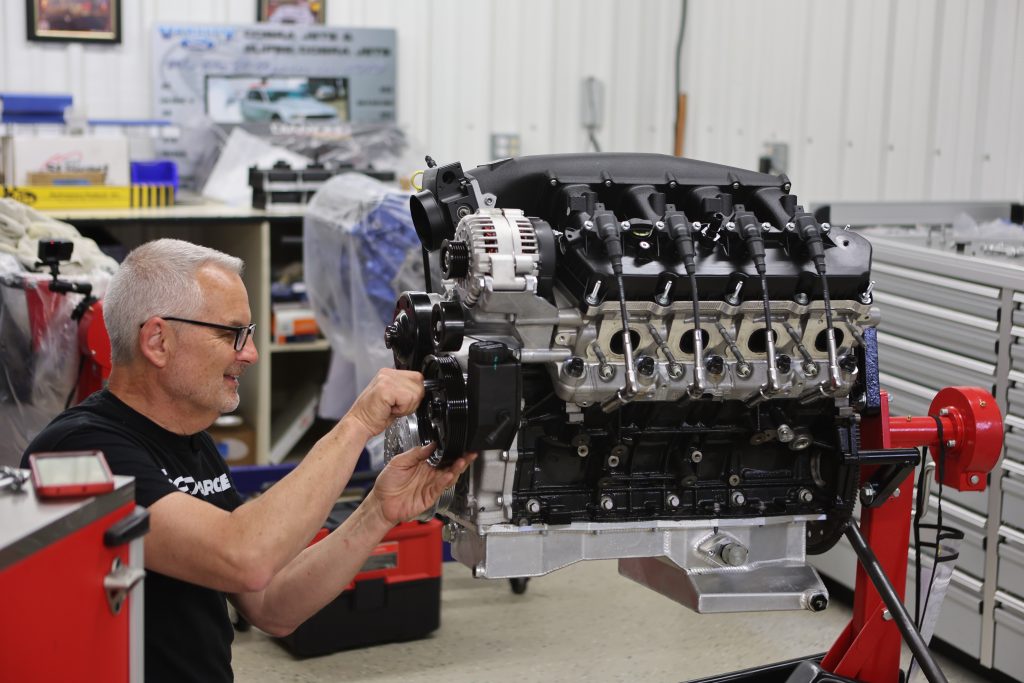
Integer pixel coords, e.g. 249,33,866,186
1,184,174,209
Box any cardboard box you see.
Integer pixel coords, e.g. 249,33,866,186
208,416,257,466
1,184,175,209
272,302,319,344
4,134,129,186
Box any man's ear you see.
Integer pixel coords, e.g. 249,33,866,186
139,318,171,368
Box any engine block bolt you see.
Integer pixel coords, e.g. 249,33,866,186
526,499,542,514
945,439,957,448
821,222,831,233
728,474,742,487
785,222,796,231
721,543,748,566
797,488,814,504
736,362,753,379
607,454,621,468
564,356,586,378
655,221,665,230
600,495,615,511
793,292,809,305
802,361,818,376
725,221,736,232
761,222,772,232
690,450,703,463
620,221,630,229
668,363,685,380
777,424,796,443
598,364,616,381
584,220,594,229
549,178,558,186
730,490,746,506
666,493,681,508
731,181,741,190
577,445,589,458
636,355,656,376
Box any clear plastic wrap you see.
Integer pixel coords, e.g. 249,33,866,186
0,255,80,467
0,200,116,467
303,173,432,467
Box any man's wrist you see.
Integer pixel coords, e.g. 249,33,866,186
337,414,375,445
359,489,397,531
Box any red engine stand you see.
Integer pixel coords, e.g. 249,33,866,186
821,388,1003,682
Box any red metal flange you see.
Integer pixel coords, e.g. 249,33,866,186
885,386,1003,491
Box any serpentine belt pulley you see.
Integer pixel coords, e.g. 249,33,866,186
418,354,469,467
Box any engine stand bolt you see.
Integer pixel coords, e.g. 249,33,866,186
969,474,981,485
730,490,746,506
526,499,541,514
945,439,957,448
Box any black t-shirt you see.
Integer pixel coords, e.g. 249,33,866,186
22,389,243,683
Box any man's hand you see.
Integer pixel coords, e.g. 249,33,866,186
368,444,476,525
345,368,425,437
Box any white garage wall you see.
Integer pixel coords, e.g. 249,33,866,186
1,0,1020,205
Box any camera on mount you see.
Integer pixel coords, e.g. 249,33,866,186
37,239,74,269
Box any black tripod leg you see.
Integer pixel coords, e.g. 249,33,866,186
843,521,948,683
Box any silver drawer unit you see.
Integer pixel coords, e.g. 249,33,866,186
873,292,998,363
1005,428,1024,466
872,262,1001,319
998,538,1024,601
1005,475,1024,531
876,333,996,394
994,601,1024,680
1008,384,1024,424
882,373,937,419
906,566,984,660
922,502,987,581
809,537,858,591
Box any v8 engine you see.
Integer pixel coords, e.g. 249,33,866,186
384,153,882,614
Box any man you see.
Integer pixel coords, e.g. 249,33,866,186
22,238,472,682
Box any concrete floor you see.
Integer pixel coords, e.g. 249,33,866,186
231,560,992,683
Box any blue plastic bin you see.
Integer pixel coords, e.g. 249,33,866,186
130,160,179,195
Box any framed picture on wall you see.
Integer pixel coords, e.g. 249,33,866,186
257,0,326,25
27,0,122,44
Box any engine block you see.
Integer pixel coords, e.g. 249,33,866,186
385,153,881,614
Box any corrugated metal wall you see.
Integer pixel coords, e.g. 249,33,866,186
1,0,1020,205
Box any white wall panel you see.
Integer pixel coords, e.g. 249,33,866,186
0,0,1020,204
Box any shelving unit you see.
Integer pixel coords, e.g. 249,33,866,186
44,199,330,465
805,203,1024,679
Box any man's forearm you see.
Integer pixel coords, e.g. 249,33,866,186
233,491,395,635
228,416,374,582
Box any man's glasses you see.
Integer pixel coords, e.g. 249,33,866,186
159,317,256,352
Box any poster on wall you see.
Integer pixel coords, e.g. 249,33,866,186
151,23,396,189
